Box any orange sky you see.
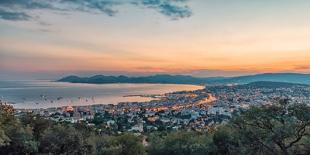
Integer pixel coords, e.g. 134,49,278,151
1,0,310,79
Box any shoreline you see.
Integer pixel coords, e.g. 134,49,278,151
13,91,194,111
56,81,206,87
1,82,204,110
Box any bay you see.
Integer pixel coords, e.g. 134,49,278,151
0,80,203,109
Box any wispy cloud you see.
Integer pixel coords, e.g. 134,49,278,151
0,9,31,21
0,0,192,22
294,65,310,71
60,0,120,16
133,0,192,19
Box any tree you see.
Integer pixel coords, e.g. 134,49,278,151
0,102,13,146
0,102,38,154
0,129,9,147
212,126,240,155
86,133,145,155
113,134,146,155
148,131,215,155
39,124,87,154
2,124,38,154
230,99,310,155
20,113,52,141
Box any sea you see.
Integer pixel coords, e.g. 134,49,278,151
0,80,203,109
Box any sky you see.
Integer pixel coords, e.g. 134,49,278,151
1,0,310,80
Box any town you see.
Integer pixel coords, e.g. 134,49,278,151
13,82,310,135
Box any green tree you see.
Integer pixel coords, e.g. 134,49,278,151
114,134,146,155
0,102,13,146
20,113,52,140
212,126,240,155
0,102,38,154
148,131,215,155
230,100,310,155
87,135,122,155
86,133,145,155
39,124,87,154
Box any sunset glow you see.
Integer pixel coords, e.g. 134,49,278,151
1,0,310,79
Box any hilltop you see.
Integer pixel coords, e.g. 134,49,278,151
58,73,310,85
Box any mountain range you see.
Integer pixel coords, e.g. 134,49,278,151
57,73,310,85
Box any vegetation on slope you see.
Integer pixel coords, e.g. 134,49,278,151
58,73,310,85
0,99,309,155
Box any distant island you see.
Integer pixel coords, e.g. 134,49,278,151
57,73,310,85
57,74,225,85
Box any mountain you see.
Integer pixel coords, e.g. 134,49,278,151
214,73,310,85
237,81,309,89
57,74,227,85
57,73,310,85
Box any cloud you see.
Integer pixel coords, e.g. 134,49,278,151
0,0,54,10
294,65,310,70
135,0,192,19
0,9,31,21
184,69,256,77
60,0,119,16
0,0,192,22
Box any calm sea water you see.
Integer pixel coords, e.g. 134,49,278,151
0,80,203,109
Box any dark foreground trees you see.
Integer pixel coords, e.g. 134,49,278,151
0,103,38,154
228,99,310,155
208,101,309,155
148,131,215,155
0,100,309,155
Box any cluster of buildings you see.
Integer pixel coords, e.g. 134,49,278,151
16,83,310,134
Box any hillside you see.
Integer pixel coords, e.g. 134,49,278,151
237,81,309,88
215,73,310,85
58,73,310,85
57,74,226,85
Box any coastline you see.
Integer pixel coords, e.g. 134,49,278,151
56,80,206,86
0,81,204,110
